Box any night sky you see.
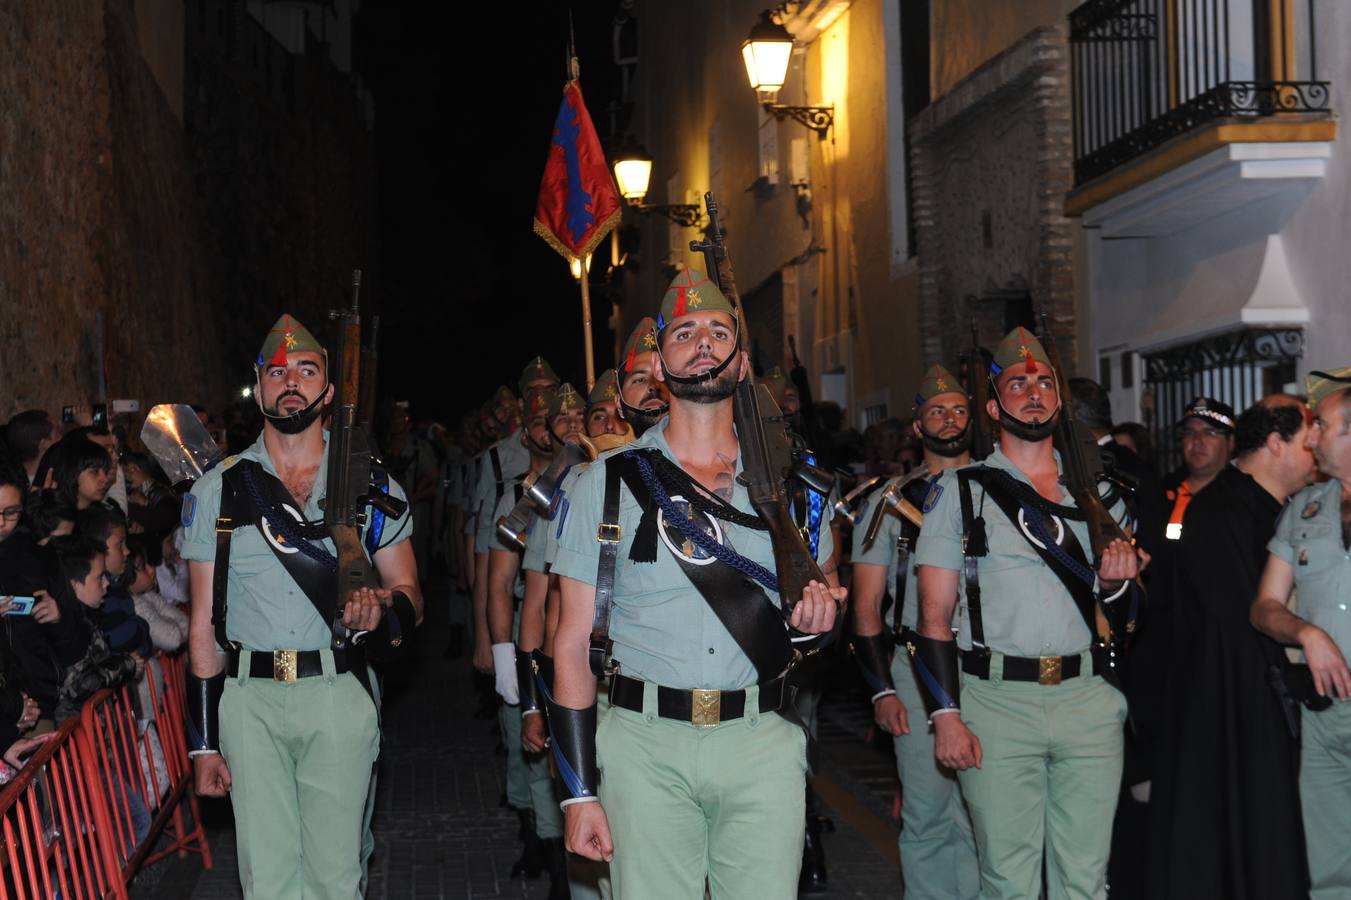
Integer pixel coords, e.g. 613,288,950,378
364,2,623,425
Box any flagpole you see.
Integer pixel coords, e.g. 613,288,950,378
579,259,596,392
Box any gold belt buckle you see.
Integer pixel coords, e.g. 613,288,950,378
1038,656,1062,686
273,649,298,683
691,689,721,727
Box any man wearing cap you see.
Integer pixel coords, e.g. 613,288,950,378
183,314,421,898
550,269,845,898
487,385,571,896
913,326,1140,899
1163,397,1237,542
1253,367,1351,898
615,316,669,439
470,360,560,676
1148,394,1314,897
851,363,979,900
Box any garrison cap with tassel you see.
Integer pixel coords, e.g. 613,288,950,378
256,314,325,369
915,363,968,407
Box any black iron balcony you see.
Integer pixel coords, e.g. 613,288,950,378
1070,0,1331,186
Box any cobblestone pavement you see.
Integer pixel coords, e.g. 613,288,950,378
133,589,907,899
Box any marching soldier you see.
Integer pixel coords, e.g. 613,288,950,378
1252,366,1351,898
549,269,845,898
614,316,669,438
487,385,570,895
850,363,979,899
470,360,559,675
183,314,421,898
913,327,1139,899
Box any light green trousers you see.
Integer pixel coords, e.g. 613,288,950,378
892,653,980,899
597,682,808,899
957,660,1125,900
1302,700,1351,897
219,652,380,900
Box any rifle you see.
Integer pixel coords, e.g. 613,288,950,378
967,320,996,461
1037,313,1128,566
326,271,409,627
690,193,825,614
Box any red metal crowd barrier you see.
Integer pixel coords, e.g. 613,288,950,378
0,653,212,899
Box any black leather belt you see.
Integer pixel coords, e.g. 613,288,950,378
227,648,350,682
961,650,1089,685
609,672,791,727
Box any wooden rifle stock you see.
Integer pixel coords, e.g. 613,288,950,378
690,193,824,613
326,271,380,605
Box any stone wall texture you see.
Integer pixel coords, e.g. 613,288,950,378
0,0,377,418
909,25,1079,370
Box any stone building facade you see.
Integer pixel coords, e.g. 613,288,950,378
0,0,378,417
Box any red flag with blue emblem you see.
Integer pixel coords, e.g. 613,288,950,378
533,80,621,264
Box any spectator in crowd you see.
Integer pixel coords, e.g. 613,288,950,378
124,534,187,653
75,506,150,660
25,491,77,545
40,435,116,512
0,457,79,728
4,411,58,490
1148,395,1315,898
156,529,190,608
1111,421,1156,471
50,535,139,723
119,450,179,538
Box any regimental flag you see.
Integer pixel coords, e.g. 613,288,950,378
533,80,622,264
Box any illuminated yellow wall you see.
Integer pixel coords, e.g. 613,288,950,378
931,0,1077,99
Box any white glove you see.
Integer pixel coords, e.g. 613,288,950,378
492,642,520,704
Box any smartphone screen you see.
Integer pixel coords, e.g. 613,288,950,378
4,597,36,616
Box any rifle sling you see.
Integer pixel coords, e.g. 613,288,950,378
957,472,986,648
962,469,1106,669
589,460,623,676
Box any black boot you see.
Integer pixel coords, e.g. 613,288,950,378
799,812,828,894
510,809,545,879
544,837,571,899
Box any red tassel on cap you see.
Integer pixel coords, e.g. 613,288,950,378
267,344,288,368
673,286,688,318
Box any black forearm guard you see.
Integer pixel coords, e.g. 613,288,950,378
790,601,845,658
517,646,542,713
546,700,599,804
364,591,418,661
850,632,896,698
902,629,961,717
186,670,225,753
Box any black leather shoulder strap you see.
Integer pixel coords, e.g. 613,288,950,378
212,473,239,652
489,446,505,502
957,470,987,648
588,458,624,676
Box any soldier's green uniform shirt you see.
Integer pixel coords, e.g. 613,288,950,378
488,483,532,600
552,418,833,692
180,431,413,649
913,446,1128,656
529,464,588,574
1269,478,1351,650
473,430,530,553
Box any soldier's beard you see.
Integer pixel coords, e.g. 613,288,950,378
919,422,972,457
666,357,740,404
263,389,327,435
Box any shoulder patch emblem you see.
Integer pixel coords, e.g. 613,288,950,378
181,493,197,528
1302,500,1321,519
922,481,944,514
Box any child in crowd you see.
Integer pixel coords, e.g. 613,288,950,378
50,535,139,723
125,535,187,653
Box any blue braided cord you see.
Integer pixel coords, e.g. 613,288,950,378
551,743,594,800
630,452,780,594
365,472,388,556
240,465,337,572
857,661,891,696
804,451,822,560
912,655,959,711
1019,503,1096,587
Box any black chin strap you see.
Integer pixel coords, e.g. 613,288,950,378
990,374,1061,441
258,381,329,428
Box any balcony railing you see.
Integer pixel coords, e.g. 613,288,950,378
1070,0,1331,186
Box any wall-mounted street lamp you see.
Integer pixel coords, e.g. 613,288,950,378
611,145,703,228
741,10,833,139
